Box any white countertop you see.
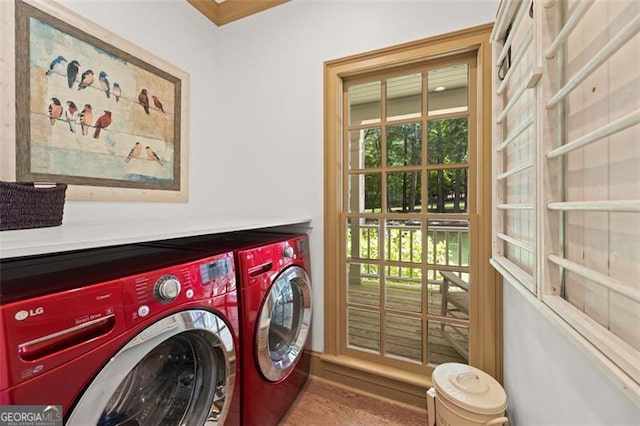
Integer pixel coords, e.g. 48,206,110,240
0,215,312,259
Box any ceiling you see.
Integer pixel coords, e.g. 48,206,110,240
187,0,290,26
349,64,469,105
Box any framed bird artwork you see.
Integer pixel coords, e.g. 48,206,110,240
1,0,190,202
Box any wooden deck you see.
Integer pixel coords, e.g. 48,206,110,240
347,283,468,365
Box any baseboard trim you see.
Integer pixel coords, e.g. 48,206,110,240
308,351,429,412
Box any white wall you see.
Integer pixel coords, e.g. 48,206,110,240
504,282,639,425
212,0,498,351
57,0,223,220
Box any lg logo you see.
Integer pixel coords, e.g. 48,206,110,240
15,307,44,321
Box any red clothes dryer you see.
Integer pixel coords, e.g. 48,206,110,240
0,245,241,425
141,231,313,426
236,233,312,426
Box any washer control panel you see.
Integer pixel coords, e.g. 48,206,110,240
241,235,309,272
121,252,235,327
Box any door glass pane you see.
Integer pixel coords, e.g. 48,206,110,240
349,81,381,125
269,277,302,359
385,314,422,362
349,172,381,213
100,333,216,425
384,218,422,263
427,219,470,266
347,218,379,260
387,123,422,167
427,117,468,165
428,320,469,365
347,262,380,307
428,64,468,116
349,128,381,170
427,168,468,213
387,171,422,213
387,73,422,121
385,266,422,313
256,268,311,383
428,270,469,320
347,307,380,353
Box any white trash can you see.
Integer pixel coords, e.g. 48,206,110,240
427,363,509,426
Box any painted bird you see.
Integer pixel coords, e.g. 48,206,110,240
125,142,141,163
151,95,165,113
112,82,121,102
78,69,94,90
46,56,66,76
66,60,80,89
146,146,163,166
93,110,112,139
48,98,63,125
98,71,110,98
65,100,78,133
138,89,150,114
79,104,93,136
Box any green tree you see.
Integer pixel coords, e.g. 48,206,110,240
361,119,468,213
427,118,468,213
387,123,421,212
363,128,382,211
363,128,382,169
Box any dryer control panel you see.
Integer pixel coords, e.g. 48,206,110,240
121,252,235,327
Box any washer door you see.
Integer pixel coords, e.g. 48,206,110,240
67,310,235,426
256,265,312,382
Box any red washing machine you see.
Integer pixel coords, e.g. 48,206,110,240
0,244,241,425
142,231,313,426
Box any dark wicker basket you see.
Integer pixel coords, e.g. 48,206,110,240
0,181,67,231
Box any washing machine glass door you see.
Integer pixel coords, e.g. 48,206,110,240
256,265,312,382
67,310,235,426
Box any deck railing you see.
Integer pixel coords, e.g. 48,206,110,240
348,221,470,287
347,220,471,363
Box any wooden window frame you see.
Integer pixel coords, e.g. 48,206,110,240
323,23,501,395
341,55,476,372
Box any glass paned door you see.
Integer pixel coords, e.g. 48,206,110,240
343,57,475,372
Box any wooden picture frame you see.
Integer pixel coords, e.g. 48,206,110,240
0,0,189,201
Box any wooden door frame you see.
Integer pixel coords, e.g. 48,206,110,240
321,24,502,401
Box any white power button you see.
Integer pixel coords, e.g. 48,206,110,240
138,305,150,317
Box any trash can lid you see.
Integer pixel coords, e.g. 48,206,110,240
432,363,507,415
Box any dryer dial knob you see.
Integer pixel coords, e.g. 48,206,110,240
155,275,181,303
283,245,294,258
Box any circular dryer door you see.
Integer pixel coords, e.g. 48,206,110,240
256,265,312,382
67,310,235,426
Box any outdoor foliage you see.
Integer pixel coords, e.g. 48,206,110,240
347,224,451,281
360,118,469,213
387,123,422,212
427,118,468,213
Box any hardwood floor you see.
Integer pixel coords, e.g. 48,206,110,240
280,377,427,426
